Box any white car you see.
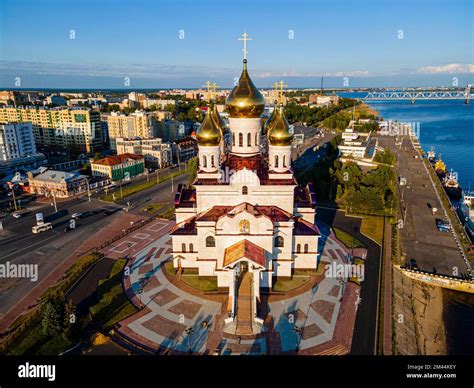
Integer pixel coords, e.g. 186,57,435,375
71,212,82,219
12,212,22,219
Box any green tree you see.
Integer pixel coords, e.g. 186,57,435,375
62,299,77,340
187,156,198,184
42,301,63,337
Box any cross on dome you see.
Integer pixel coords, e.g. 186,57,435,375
238,32,252,61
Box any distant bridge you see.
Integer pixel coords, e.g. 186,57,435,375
363,84,472,103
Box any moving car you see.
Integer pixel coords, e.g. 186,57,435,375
71,212,82,219
12,212,22,219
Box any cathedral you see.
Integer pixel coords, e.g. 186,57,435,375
171,43,320,332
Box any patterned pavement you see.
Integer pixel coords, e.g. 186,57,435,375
114,220,364,355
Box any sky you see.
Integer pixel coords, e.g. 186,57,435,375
0,0,473,89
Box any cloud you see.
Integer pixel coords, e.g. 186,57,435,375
0,60,371,81
253,70,370,78
0,60,234,80
415,63,474,74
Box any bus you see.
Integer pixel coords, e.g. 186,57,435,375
32,222,53,234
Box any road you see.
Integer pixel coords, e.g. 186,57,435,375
379,135,469,277
0,171,186,324
316,207,382,355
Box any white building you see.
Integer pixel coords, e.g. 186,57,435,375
0,122,37,161
339,128,372,159
115,137,172,168
171,58,320,334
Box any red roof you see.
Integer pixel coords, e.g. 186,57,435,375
223,239,266,268
93,153,144,166
196,203,292,223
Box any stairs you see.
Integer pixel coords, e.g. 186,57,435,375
236,271,253,335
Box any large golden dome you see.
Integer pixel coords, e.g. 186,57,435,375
225,59,265,118
267,105,294,146
196,107,222,146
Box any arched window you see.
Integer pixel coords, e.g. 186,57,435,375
182,243,186,252
304,244,309,253
189,243,194,252
296,244,301,253
239,219,250,234
206,236,215,247
202,154,207,168
239,133,243,147
242,186,248,195
211,155,215,167
232,132,235,145
275,155,279,168
247,132,251,147
283,155,286,168
275,236,284,248
255,132,258,146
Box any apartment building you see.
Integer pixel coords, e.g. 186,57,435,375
0,106,103,152
115,137,172,168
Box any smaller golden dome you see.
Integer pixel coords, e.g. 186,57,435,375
263,101,278,135
196,107,222,146
267,105,293,146
225,59,265,118
211,104,225,134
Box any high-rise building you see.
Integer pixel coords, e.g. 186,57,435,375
0,106,103,152
0,122,36,161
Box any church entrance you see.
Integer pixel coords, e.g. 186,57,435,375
239,261,249,273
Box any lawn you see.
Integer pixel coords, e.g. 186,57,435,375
272,276,310,292
360,216,385,245
101,169,187,202
142,203,165,214
5,318,73,355
180,275,218,292
89,259,137,330
333,227,365,249
293,265,326,276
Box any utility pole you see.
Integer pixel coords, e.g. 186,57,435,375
52,191,58,213
87,180,91,202
171,175,174,193
11,188,18,211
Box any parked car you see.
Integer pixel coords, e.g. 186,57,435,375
408,259,418,270
12,212,22,219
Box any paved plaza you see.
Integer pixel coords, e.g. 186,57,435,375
112,219,362,355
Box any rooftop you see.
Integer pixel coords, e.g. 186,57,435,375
92,153,144,166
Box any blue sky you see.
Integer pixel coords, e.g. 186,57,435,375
0,0,472,88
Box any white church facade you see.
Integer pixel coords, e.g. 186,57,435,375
171,51,320,333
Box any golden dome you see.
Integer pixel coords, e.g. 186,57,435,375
211,104,225,133
196,107,222,146
225,59,265,118
267,105,293,146
263,102,278,135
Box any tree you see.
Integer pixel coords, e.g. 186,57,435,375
187,157,198,184
93,152,102,161
62,299,77,340
42,301,63,337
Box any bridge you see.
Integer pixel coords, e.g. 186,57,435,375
364,84,472,103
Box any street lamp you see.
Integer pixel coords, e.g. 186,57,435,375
293,325,303,352
184,327,195,354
